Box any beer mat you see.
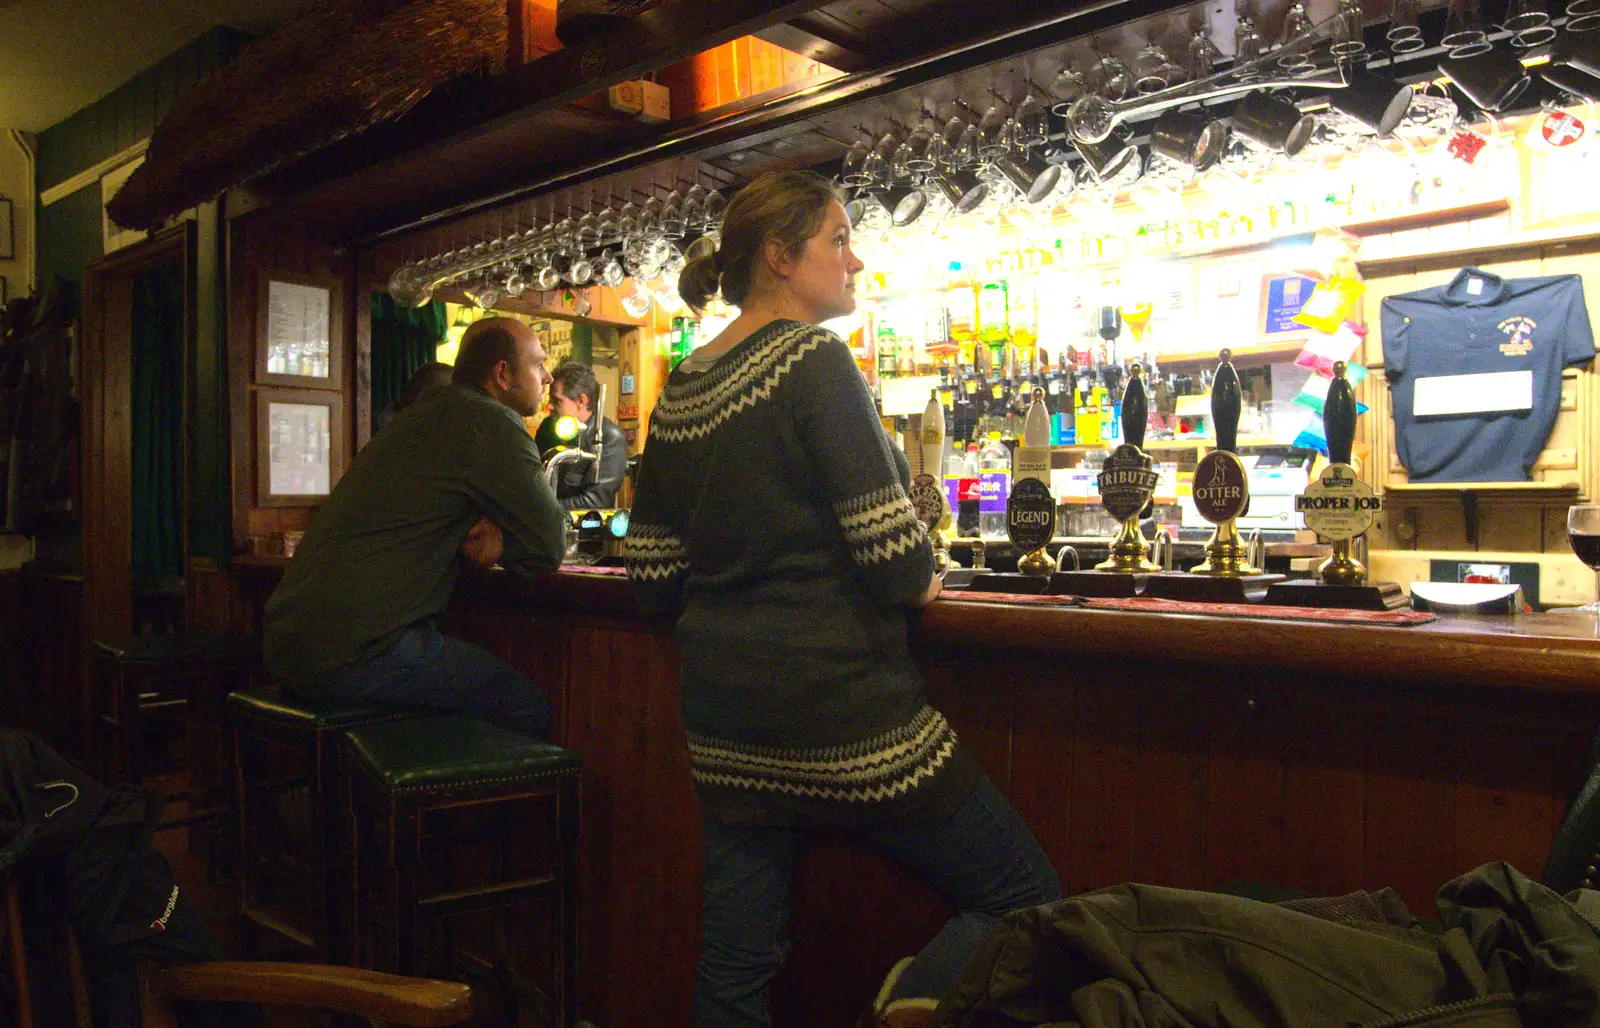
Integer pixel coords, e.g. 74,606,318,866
947,591,1437,626
558,564,630,576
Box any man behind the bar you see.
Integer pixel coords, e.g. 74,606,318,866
547,360,630,510
264,317,567,737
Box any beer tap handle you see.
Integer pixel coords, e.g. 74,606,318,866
1211,348,1241,454
1122,362,1148,450
1324,360,1356,467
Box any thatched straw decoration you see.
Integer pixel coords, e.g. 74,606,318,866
108,0,508,230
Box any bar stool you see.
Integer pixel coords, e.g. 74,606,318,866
89,633,255,843
227,687,417,962
344,715,580,1027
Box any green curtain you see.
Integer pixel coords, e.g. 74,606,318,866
131,262,184,580
371,293,448,414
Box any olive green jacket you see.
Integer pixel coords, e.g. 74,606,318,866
936,863,1600,1028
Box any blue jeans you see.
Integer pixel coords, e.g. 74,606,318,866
317,621,552,739
694,775,1062,1027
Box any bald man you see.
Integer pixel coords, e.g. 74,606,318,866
264,318,567,737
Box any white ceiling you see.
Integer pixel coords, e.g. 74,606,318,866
0,0,314,134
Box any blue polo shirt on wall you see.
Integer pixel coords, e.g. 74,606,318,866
1380,268,1594,483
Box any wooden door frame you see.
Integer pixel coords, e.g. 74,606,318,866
81,223,196,647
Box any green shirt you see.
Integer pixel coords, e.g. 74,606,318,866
264,382,566,686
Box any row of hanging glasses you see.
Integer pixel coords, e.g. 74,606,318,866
386,181,729,310
839,10,1372,246
386,0,1588,311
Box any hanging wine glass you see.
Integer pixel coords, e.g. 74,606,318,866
1281,1,1313,46
1441,0,1491,55
702,187,728,226
1387,0,1425,53
1015,87,1050,147
905,117,939,172
567,251,595,287
1235,10,1265,78
659,186,687,239
597,200,622,247
387,264,432,308
576,205,601,250
1086,46,1132,101
1133,35,1182,95
597,249,625,288
841,134,874,186
503,261,526,298
1505,0,1556,46
682,182,708,229
617,196,640,239
1330,0,1368,57
1051,65,1088,115
639,193,663,239
1187,25,1222,83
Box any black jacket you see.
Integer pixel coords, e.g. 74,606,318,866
556,415,629,510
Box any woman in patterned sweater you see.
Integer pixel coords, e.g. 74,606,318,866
623,171,1060,1028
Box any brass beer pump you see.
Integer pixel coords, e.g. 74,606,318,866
1144,349,1285,602
1264,361,1403,609
1095,362,1161,574
1190,349,1259,577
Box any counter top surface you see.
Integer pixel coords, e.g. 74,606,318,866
230,555,1600,693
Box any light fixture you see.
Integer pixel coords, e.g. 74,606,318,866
1555,29,1600,80
1440,46,1532,111
1074,130,1139,181
993,152,1064,203
1232,89,1316,156
1328,66,1414,135
931,168,989,214
1542,61,1600,99
870,185,929,227
1150,109,1227,169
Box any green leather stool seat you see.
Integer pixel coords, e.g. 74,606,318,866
92,633,256,665
227,687,413,732
345,715,580,792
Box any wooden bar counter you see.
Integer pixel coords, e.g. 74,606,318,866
231,556,1600,1028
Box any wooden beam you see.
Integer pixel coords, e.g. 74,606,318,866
252,0,842,213
754,18,876,73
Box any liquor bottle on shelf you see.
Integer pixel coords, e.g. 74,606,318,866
978,279,1009,376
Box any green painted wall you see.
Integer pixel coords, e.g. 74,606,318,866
34,26,250,568
34,27,247,303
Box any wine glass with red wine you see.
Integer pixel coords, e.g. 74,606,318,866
1568,505,1600,616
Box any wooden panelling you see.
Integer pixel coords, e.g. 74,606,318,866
561,620,697,1028
0,570,85,756
228,564,1600,1027
227,215,356,552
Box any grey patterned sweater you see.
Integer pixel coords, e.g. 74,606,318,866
623,319,979,827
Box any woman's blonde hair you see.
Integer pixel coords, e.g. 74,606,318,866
677,170,840,316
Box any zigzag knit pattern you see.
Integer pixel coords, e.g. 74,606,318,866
834,484,928,567
686,706,960,803
648,322,826,443
621,522,689,581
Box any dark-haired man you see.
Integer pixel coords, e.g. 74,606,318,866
264,317,566,737
548,360,630,510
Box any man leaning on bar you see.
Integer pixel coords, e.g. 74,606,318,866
262,317,568,737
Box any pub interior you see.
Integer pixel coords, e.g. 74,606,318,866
8,0,1600,1024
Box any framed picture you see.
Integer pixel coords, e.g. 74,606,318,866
255,270,344,390
1259,274,1319,336
255,388,346,506
0,198,12,261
